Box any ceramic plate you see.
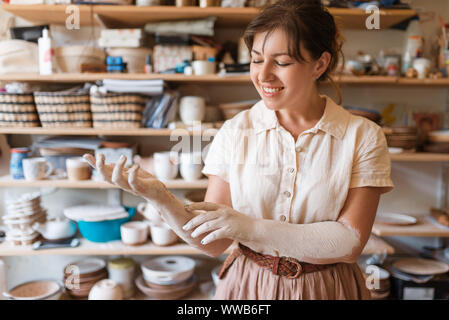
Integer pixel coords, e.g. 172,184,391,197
64,258,106,277
375,213,417,226
392,258,449,276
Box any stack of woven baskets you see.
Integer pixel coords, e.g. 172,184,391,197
0,90,146,129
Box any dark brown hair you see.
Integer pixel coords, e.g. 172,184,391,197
243,0,345,104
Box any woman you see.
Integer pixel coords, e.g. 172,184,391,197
84,0,393,300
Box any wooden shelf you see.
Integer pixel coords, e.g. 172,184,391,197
1,73,448,86
0,126,218,136
389,153,449,162
0,175,209,189
0,234,390,256
0,73,252,84
372,216,449,237
0,239,209,256
1,4,417,29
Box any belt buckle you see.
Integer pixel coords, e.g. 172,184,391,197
286,258,303,279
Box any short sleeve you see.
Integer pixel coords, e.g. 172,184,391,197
202,122,232,183
349,124,394,193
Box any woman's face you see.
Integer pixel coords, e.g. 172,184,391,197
250,28,322,111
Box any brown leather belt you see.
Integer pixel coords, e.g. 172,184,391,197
218,243,336,280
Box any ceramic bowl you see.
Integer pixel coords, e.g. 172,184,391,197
135,274,197,300
141,256,195,285
88,279,123,300
149,223,178,246
4,280,62,300
120,221,148,245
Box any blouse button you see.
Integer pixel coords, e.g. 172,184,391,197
283,191,292,198
288,167,295,174
280,215,287,222
295,146,302,153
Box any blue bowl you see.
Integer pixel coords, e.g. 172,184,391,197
77,206,136,243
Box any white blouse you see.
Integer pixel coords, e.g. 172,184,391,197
202,95,394,224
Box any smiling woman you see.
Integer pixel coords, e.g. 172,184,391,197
85,0,394,301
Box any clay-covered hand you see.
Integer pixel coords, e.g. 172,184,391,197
83,154,166,200
182,202,257,245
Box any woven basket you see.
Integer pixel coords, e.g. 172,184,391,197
33,92,92,128
90,93,145,129
0,93,40,127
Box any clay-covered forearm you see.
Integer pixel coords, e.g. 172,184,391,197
145,187,232,257
242,219,363,264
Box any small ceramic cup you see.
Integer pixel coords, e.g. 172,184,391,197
22,157,53,181
137,201,164,225
179,96,206,125
192,60,216,75
88,279,123,300
120,221,148,246
66,157,91,181
413,58,431,79
150,223,178,246
179,152,203,181
153,151,179,180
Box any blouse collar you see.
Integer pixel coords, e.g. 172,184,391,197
252,95,351,140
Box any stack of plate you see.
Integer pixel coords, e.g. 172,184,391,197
425,130,449,153
2,192,46,246
363,266,391,300
63,258,108,299
383,127,418,150
137,256,197,300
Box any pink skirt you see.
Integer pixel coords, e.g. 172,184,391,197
214,255,371,300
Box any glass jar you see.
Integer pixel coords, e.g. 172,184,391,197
107,258,135,299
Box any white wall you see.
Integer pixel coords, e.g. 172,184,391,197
1,0,449,291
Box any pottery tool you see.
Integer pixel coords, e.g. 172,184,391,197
32,238,80,250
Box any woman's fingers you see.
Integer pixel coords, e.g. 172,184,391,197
96,154,113,183
182,211,220,232
83,154,97,169
200,228,228,245
190,218,222,238
111,155,131,191
128,164,143,194
187,202,223,212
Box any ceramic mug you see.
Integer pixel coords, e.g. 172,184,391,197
413,58,431,79
179,96,206,125
22,158,53,181
88,279,123,300
137,201,164,225
153,151,178,180
120,221,148,246
192,60,216,75
180,152,203,181
149,222,178,246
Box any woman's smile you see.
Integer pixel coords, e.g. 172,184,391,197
261,85,285,97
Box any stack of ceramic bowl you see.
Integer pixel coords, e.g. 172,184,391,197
2,192,46,246
425,130,449,153
136,256,197,300
383,126,418,151
362,266,391,300
63,258,108,299
3,280,63,300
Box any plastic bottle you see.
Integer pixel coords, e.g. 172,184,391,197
402,17,424,75
38,28,55,75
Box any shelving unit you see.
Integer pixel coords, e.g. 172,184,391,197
1,3,449,301
0,175,209,189
1,4,417,29
1,73,449,86
0,234,393,256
